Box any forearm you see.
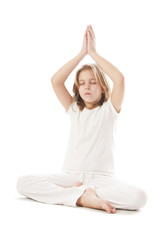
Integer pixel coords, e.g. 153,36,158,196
90,51,124,84
51,52,85,85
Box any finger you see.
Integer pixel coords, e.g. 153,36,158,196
88,27,94,41
84,29,87,38
87,28,90,38
89,25,95,36
87,27,93,39
90,25,95,39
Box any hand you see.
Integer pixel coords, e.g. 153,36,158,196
87,24,96,56
79,27,88,57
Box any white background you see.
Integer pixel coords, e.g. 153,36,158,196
0,0,159,239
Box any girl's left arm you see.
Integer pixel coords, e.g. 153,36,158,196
90,51,124,84
87,25,124,83
87,25,125,113
91,51,125,113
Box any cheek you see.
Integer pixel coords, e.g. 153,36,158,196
78,88,83,96
94,86,102,94
79,86,85,92
78,87,82,93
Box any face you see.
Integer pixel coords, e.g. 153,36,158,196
78,69,104,109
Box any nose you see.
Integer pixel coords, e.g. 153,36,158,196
85,83,90,89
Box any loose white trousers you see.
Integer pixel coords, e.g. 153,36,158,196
16,172,147,210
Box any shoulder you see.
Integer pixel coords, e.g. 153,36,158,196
65,101,79,116
104,98,120,118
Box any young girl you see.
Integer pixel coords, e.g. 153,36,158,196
16,25,147,214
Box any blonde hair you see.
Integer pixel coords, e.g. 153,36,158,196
72,63,111,111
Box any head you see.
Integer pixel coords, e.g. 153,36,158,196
72,64,111,111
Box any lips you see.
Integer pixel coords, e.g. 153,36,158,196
84,93,91,95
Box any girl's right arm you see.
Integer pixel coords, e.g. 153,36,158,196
51,27,87,112
51,52,86,86
51,52,85,112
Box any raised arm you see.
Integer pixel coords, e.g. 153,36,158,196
87,25,125,113
51,28,88,111
51,52,86,85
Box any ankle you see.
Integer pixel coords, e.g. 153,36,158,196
76,189,87,206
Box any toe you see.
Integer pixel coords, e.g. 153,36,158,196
101,202,112,213
106,201,116,212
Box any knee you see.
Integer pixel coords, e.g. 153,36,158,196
16,175,33,195
129,188,148,210
16,176,26,194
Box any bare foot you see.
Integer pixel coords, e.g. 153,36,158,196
76,187,116,214
72,182,83,187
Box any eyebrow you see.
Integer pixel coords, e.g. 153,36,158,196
79,78,96,82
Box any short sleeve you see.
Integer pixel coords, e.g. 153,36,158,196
107,98,121,118
65,103,72,115
65,101,78,118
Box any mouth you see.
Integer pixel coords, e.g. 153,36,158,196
84,93,92,95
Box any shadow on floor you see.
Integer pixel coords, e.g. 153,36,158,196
16,197,141,215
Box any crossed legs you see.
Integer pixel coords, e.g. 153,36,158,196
17,173,147,213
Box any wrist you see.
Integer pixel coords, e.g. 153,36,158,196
89,50,97,59
78,51,87,59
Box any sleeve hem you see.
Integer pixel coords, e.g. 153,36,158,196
108,98,120,117
65,103,72,115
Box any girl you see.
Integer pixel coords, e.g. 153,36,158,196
16,25,147,214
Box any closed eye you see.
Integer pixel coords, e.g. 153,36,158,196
79,82,96,85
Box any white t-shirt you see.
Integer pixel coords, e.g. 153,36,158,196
61,98,120,176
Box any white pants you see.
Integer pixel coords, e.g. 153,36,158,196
16,171,147,210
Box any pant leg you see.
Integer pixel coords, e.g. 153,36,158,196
86,175,148,210
16,173,88,207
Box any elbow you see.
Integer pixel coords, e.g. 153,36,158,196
120,73,125,81
119,74,125,83
114,75,124,85
51,77,55,85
